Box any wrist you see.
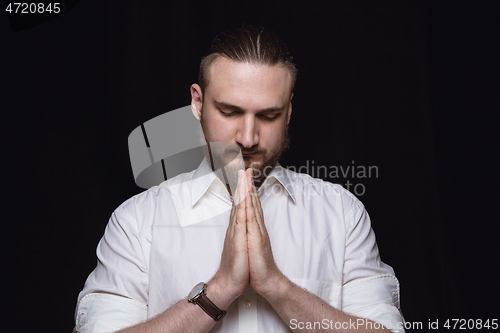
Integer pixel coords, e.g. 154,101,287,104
259,271,290,302
206,276,238,310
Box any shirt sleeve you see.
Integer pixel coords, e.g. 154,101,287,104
74,203,150,332
74,293,147,333
341,198,405,333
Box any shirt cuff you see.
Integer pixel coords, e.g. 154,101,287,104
74,293,148,333
342,274,405,333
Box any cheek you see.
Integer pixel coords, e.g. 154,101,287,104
204,114,236,142
261,124,285,149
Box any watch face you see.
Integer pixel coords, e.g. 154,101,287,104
188,282,205,300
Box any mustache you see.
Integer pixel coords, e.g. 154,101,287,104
225,146,263,155
241,148,261,154
238,144,262,155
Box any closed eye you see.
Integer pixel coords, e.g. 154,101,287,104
219,109,279,121
219,110,238,117
259,114,279,121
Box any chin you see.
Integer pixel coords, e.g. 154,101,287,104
244,157,262,169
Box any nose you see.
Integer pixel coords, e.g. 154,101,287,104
235,115,259,149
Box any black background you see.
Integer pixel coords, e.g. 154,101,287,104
2,0,499,331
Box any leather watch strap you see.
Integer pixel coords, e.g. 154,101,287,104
197,290,226,321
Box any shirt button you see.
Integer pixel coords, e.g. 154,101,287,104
244,300,251,309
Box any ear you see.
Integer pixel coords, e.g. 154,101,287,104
286,93,293,125
190,84,203,120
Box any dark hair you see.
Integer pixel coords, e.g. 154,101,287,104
198,26,297,93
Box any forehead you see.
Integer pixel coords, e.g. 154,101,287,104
205,57,292,109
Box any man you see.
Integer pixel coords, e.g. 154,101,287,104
74,26,404,332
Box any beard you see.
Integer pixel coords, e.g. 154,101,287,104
199,110,290,193
246,126,290,187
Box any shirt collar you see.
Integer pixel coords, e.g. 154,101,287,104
191,158,296,207
259,164,296,202
191,157,222,207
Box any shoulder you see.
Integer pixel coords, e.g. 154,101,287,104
113,169,196,220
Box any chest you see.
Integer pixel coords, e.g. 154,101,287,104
147,195,346,310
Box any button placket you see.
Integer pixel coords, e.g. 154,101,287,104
238,286,258,333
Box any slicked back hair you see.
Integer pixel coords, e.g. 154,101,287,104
198,26,297,95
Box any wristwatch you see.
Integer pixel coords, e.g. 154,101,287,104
188,282,226,321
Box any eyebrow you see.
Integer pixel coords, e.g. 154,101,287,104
213,100,286,113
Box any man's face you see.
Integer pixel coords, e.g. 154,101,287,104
191,57,293,187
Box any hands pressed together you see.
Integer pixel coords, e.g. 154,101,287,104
210,168,285,308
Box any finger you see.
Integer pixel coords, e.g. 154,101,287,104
231,174,240,220
230,200,237,222
240,169,248,204
245,168,252,194
251,179,264,218
250,176,268,236
235,170,247,235
246,176,259,235
229,199,237,237
249,181,264,236
234,168,246,206
229,170,243,236
246,168,259,227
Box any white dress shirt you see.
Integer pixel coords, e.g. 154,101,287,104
74,158,405,332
